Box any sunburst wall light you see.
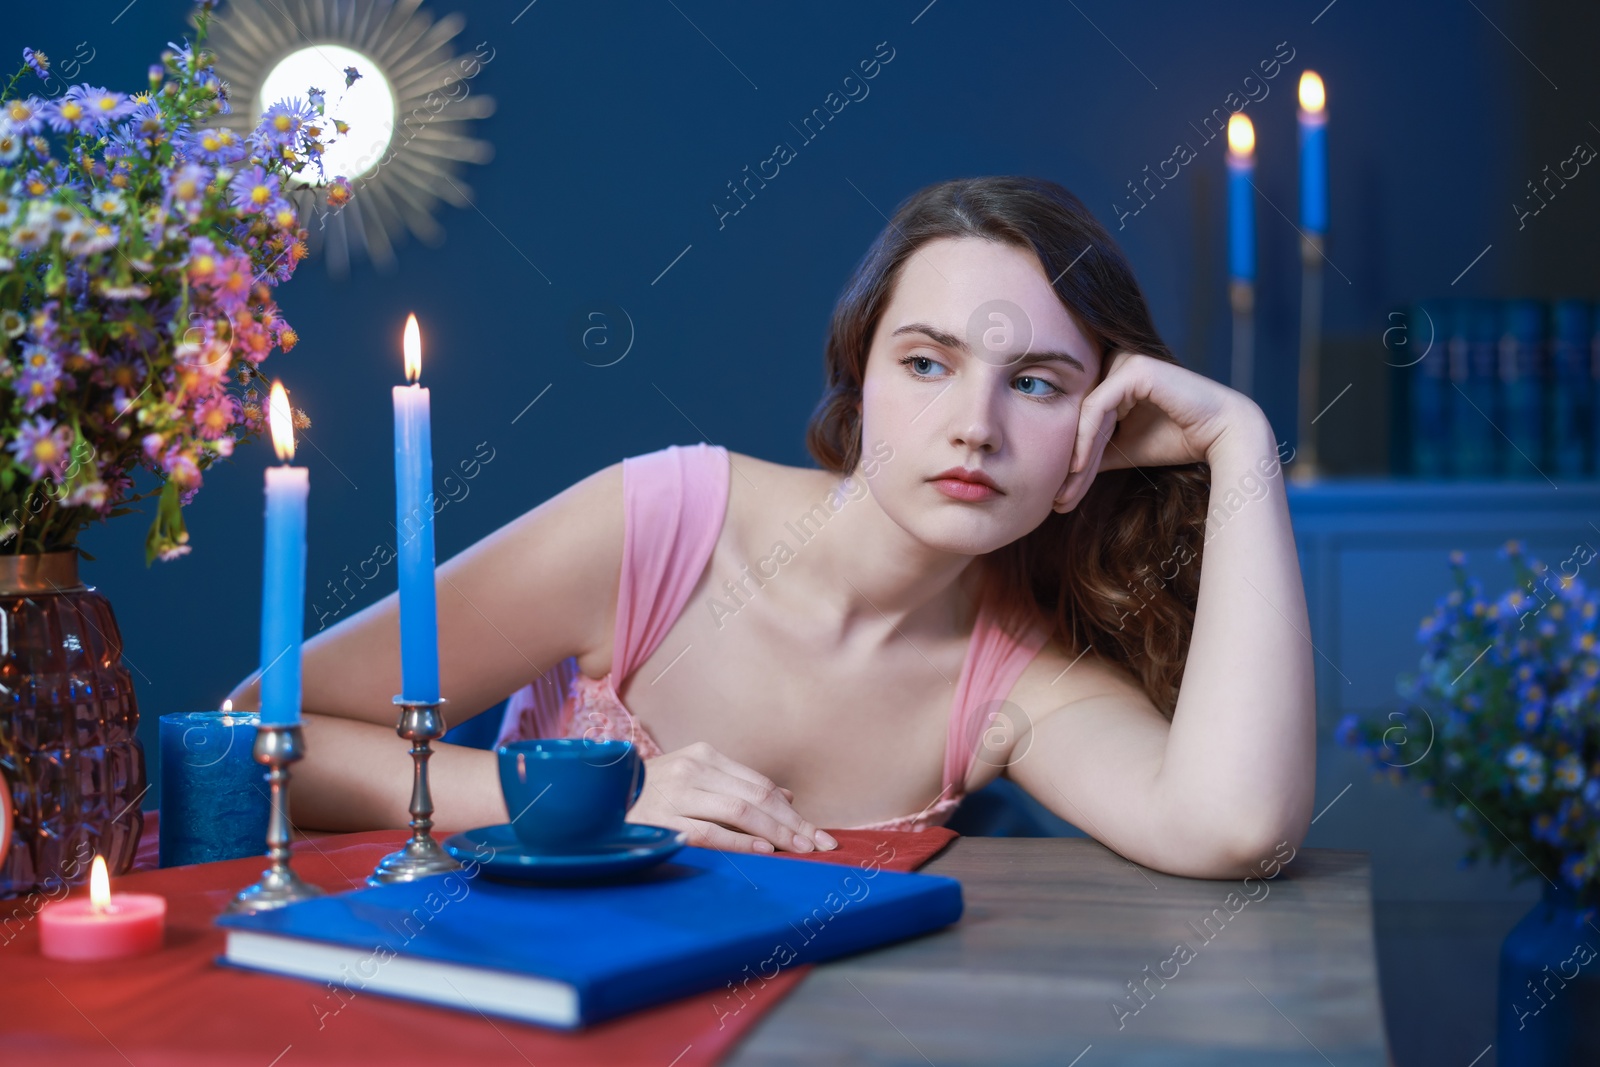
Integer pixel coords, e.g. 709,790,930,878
207,0,496,277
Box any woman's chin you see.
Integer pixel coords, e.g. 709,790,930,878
897,508,1038,557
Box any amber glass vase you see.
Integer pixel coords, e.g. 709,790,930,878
0,550,145,896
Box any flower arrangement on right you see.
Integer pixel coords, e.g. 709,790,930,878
1338,540,1600,900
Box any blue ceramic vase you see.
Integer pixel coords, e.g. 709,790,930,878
1497,881,1600,1064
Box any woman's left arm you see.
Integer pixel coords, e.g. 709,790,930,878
1015,351,1317,876
1154,395,1318,862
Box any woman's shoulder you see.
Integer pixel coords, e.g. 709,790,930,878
1007,632,1154,718
720,448,841,541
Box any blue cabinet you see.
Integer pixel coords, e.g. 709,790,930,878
1287,478,1600,726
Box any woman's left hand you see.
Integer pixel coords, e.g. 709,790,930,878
1054,351,1260,513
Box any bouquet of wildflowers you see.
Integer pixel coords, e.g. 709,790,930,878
1,1,354,564
1337,540,1600,901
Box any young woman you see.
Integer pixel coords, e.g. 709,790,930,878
227,176,1316,879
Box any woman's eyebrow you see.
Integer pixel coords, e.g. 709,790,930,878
890,322,1087,375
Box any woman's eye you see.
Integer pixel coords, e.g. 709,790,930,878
1014,375,1059,398
898,354,948,377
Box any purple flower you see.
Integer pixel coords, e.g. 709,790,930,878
228,165,279,214
43,90,96,135
17,346,63,413
22,48,49,82
265,197,297,231
343,66,362,88
4,97,46,135
257,97,314,149
1553,753,1585,790
165,161,210,212
8,416,72,480
186,126,246,164
75,86,137,128
1334,712,1360,749
113,101,176,158
164,40,195,76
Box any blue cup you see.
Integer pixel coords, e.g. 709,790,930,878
495,739,646,852
158,711,271,867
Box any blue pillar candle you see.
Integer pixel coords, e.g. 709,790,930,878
393,313,440,704
259,380,309,726
1298,71,1328,236
1226,113,1256,283
158,710,271,867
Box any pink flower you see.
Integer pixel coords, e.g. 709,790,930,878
163,448,201,491
194,393,239,439
209,252,254,312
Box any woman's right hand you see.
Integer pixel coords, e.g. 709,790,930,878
628,741,838,854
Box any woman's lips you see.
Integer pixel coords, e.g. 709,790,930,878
930,478,1001,502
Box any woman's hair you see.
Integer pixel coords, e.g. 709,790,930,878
806,176,1210,719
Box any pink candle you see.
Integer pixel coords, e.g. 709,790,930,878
39,856,166,961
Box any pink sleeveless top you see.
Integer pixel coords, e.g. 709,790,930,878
494,442,1052,833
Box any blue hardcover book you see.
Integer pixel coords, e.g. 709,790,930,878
1450,298,1499,478
214,845,963,1030
1497,299,1546,479
1549,300,1593,478
1407,300,1450,478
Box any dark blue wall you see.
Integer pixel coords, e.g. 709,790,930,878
3,0,1579,798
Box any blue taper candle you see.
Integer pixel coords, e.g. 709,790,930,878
393,313,440,704
1298,71,1328,235
1226,113,1256,283
259,381,308,726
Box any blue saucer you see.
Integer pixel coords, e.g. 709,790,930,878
442,822,688,884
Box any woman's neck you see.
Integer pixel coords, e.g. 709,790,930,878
782,470,983,648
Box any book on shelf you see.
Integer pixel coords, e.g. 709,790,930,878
1394,298,1597,480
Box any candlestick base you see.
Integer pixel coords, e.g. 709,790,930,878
224,725,326,915
368,697,461,886
1288,457,1323,484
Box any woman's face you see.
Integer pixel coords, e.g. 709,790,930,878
858,235,1102,556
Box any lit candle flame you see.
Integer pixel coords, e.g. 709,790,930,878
89,854,110,912
1227,113,1255,158
268,380,295,462
222,698,233,712
403,313,421,384
1299,70,1325,113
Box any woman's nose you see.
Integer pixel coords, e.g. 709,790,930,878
947,376,1003,453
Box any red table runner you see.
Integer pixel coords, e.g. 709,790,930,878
2,813,959,1066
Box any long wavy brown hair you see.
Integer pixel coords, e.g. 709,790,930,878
805,176,1211,719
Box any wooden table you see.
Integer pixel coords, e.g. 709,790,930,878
727,838,1393,1066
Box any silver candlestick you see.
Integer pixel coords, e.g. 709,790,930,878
1230,278,1255,400
225,724,326,914
1292,232,1326,484
368,696,461,886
